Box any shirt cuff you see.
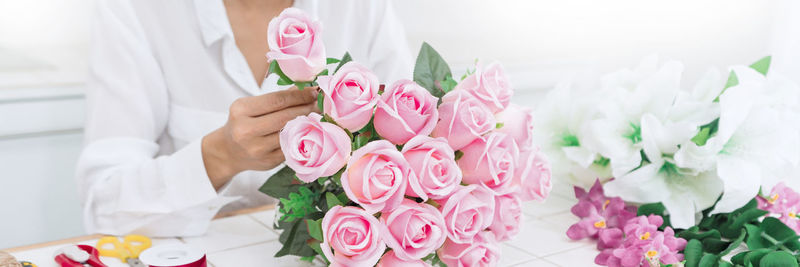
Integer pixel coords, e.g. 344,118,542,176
164,137,220,208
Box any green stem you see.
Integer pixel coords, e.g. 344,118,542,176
761,232,794,253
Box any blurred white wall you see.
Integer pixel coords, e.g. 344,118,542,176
0,0,783,249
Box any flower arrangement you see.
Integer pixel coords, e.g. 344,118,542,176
258,8,551,266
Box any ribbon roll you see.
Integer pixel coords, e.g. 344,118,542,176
138,244,206,267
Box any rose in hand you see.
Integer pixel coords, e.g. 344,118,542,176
318,62,381,131
321,206,386,266
432,90,496,150
439,185,496,244
374,80,439,145
457,62,513,113
401,136,462,200
341,140,414,214
279,113,351,183
266,8,326,82
380,199,446,261
458,132,520,195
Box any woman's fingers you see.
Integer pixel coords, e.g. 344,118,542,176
231,86,318,117
249,103,318,135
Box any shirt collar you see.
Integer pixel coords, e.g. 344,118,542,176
193,0,231,47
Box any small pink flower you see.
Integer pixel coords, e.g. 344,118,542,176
456,62,513,113
439,185,496,244
432,90,496,150
266,8,326,82
401,136,462,201
318,61,380,131
376,251,431,267
602,227,686,267
321,206,386,267
514,149,552,202
489,193,523,241
438,231,501,267
496,103,535,151
374,80,439,145
567,180,636,242
342,140,414,214
757,182,800,234
279,113,351,182
458,132,519,195
380,199,447,261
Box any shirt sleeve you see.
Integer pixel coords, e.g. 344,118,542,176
76,0,236,237
362,1,415,83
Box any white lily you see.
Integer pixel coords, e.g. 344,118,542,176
584,57,683,178
674,66,800,215
533,82,610,188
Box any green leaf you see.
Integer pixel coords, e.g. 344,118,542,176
685,239,704,267
743,248,773,267
275,219,315,257
413,42,452,98
308,240,329,264
317,69,329,76
259,166,301,199
749,56,772,76
306,218,323,241
714,71,739,102
334,52,352,73
454,150,464,161
638,202,667,217
440,74,458,94
719,229,748,256
269,61,294,84
325,192,343,208
496,123,504,129
326,57,340,64
277,77,293,86
699,254,719,267
317,92,324,112
760,251,798,267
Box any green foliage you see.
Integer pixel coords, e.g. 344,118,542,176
454,150,464,161
749,56,772,76
326,57,340,64
316,91,324,111
334,52,352,73
560,133,580,147
268,61,295,86
278,187,319,222
414,42,453,98
440,74,458,94
306,218,323,241
624,122,642,144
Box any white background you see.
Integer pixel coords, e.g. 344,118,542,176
0,0,789,248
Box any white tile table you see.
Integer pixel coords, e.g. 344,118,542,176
4,182,599,267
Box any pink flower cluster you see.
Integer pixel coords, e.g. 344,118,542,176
269,8,552,266
757,182,800,232
567,180,686,267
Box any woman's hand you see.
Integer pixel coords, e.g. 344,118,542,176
202,87,319,190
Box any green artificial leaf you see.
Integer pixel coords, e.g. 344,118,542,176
685,239,704,267
718,261,733,267
761,217,800,251
278,187,320,222
732,251,748,265
325,192,343,208
749,56,772,76
723,209,768,238
275,219,316,257
719,229,748,256
413,42,453,98
326,58,341,64
638,202,667,217
714,71,739,102
746,223,770,250
743,248,773,267
259,166,301,199
698,254,719,267
308,240,329,264
759,251,798,267
704,238,732,254
269,61,294,84
440,74,458,94
316,92,324,113
317,69,329,76
306,218,323,241
334,52,352,73
454,150,464,161
496,123,504,129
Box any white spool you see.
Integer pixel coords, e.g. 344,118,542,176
138,244,206,267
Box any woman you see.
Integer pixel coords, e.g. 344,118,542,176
76,0,412,236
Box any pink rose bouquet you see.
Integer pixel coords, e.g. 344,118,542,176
260,8,552,266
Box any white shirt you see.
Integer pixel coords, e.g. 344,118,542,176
77,0,413,237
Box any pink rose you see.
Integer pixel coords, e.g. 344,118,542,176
497,103,535,151
342,140,414,213
279,113,351,182
266,8,326,82
439,185,495,244
457,62,513,113
321,206,386,267
380,199,446,260
432,90,496,150
374,80,439,145
377,251,431,267
515,149,552,202
489,193,523,241
401,136,462,200
438,231,501,267
458,132,519,195
317,62,380,131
